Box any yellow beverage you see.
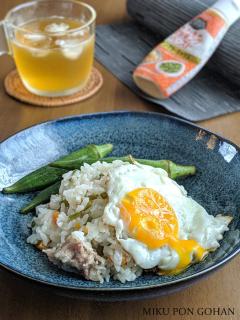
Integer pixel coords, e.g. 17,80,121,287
11,17,95,96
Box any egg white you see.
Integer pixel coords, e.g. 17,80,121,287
103,162,231,270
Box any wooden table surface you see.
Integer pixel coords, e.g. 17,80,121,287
0,1,239,319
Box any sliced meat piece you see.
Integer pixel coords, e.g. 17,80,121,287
44,233,108,282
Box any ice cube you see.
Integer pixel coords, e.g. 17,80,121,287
55,38,84,59
24,34,47,41
23,32,51,50
45,23,70,33
62,46,83,59
30,48,50,58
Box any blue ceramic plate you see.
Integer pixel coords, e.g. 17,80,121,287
0,112,240,297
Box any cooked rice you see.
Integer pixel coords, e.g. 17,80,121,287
27,160,142,283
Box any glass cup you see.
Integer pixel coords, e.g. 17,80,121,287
0,0,96,97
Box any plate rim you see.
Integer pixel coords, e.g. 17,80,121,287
0,110,240,292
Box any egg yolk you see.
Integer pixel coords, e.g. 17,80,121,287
120,188,207,274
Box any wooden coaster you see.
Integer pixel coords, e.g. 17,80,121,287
4,68,103,107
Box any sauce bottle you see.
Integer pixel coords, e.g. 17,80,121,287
133,0,240,99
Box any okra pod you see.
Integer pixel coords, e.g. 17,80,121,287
101,156,196,179
2,166,67,194
50,144,113,169
21,181,61,214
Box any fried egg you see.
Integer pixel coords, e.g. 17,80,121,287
103,162,232,274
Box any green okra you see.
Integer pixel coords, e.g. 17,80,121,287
50,144,113,169
20,181,61,214
101,156,196,180
2,166,67,194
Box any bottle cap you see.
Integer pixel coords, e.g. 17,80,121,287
212,0,240,25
